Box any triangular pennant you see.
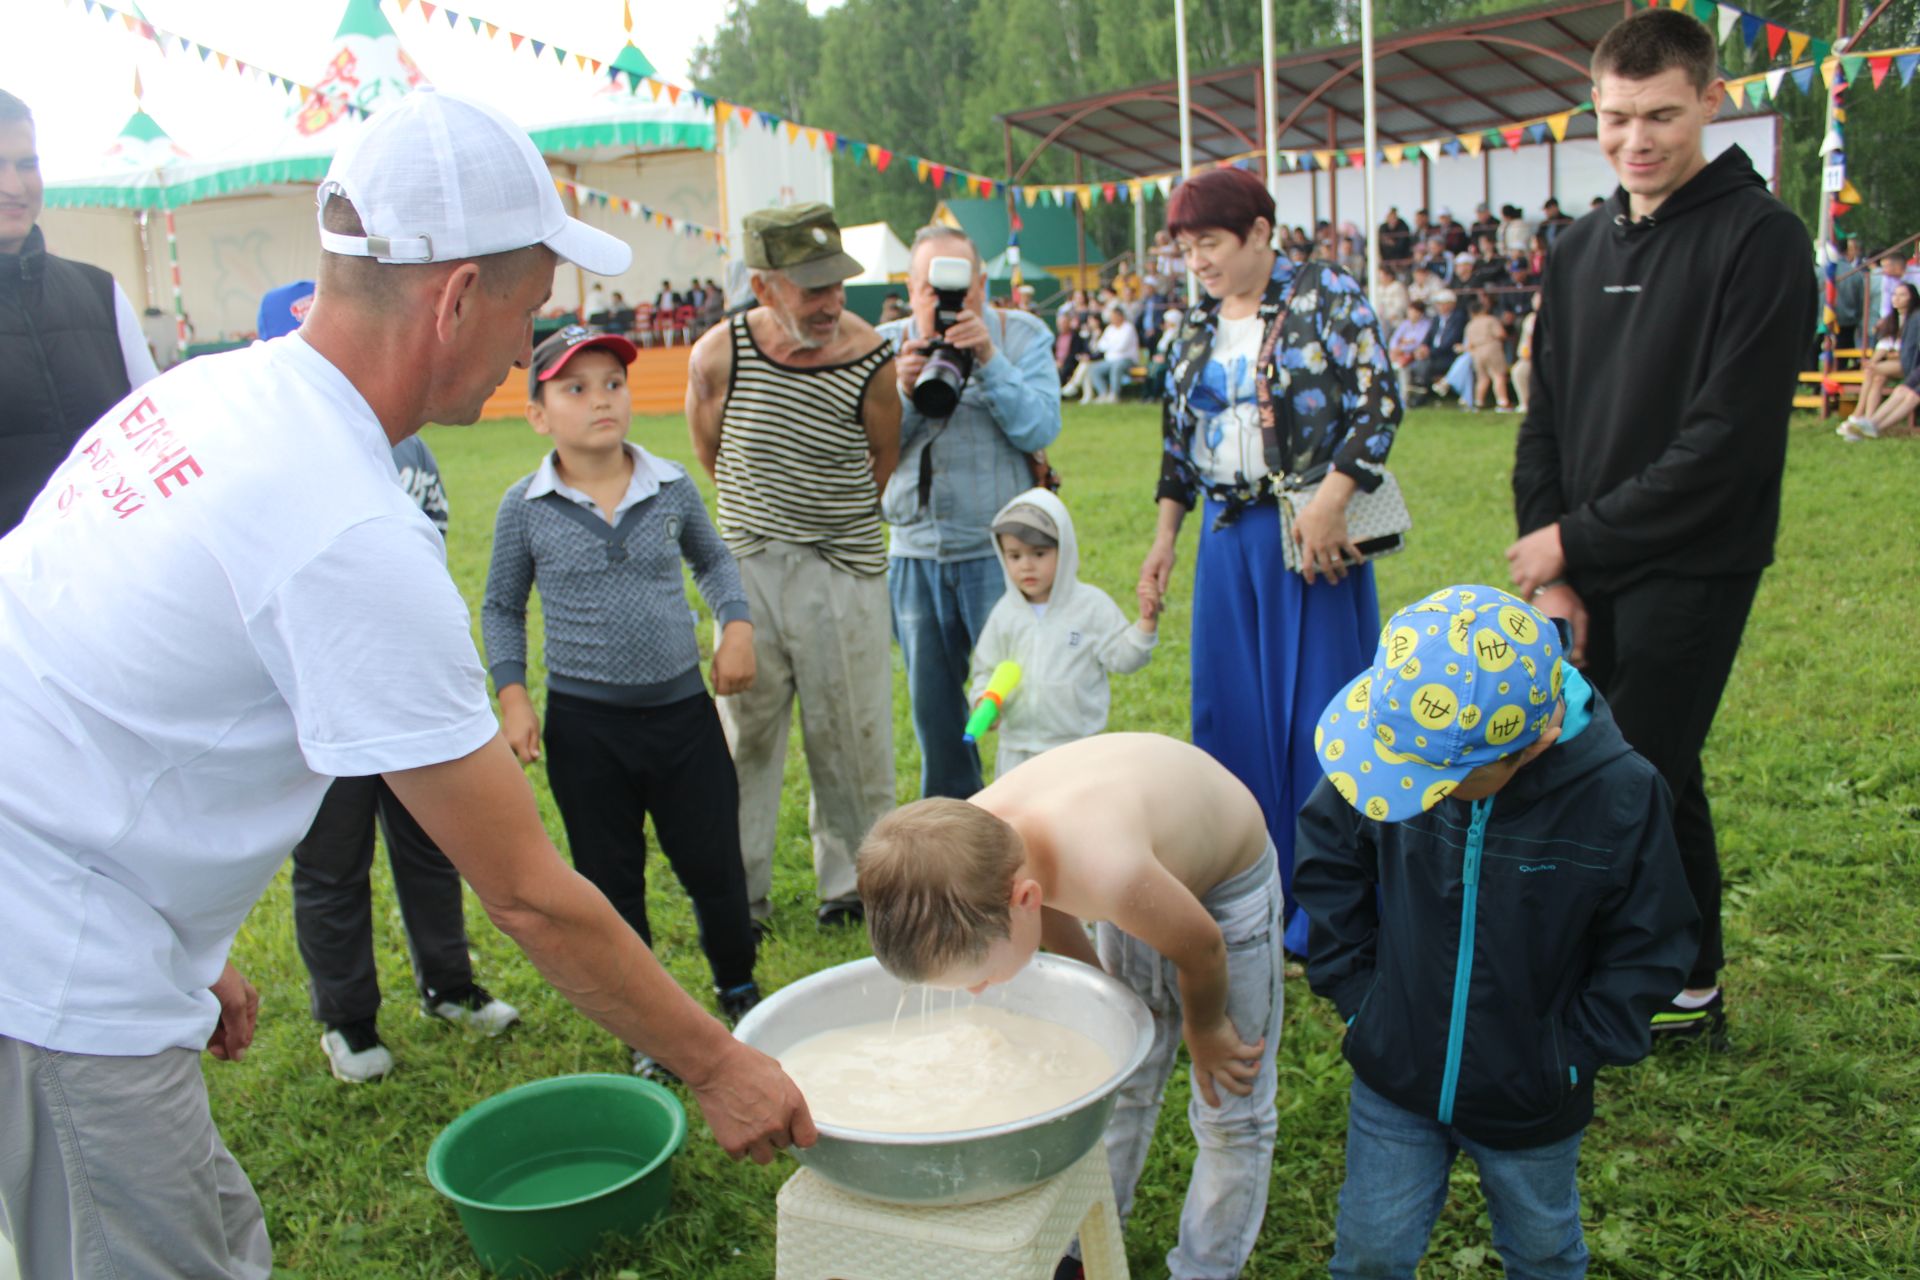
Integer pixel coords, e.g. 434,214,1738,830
1869,55,1892,88
784,121,800,144
666,83,681,103
197,42,211,61
469,15,481,32
981,179,996,198
1725,79,1746,109
420,2,436,20
1787,31,1810,62
530,39,544,56
914,158,929,182
1822,58,1840,89
1765,23,1784,57
554,46,568,64
1842,54,1865,84
215,51,228,69
1420,140,1442,165
486,21,497,37
1501,127,1523,149
1716,4,1739,42
1690,0,1714,25
1024,186,1042,207
1810,38,1831,63
1897,53,1919,86
1385,148,1403,168
1347,149,1365,167
1792,66,1815,94
1838,179,1862,205
1739,13,1761,46
1076,186,1093,210
928,164,947,188
1101,181,1117,202
396,0,412,8
1314,149,1334,170
871,146,891,172
1157,176,1174,198
510,31,523,50
735,105,752,127
1526,122,1549,143
1459,133,1483,156
1766,67,1787,96
82,0,96,13
1745,77,1768,106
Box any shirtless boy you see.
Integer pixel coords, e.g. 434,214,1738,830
858,732,1281,1280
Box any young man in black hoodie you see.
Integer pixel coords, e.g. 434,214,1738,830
1506,7,1815,1046
1296,585,1697,1280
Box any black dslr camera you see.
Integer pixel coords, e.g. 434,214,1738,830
908,255,976,418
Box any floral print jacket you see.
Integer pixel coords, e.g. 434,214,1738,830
1157,257,1401,528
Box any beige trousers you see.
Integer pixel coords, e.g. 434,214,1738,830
719,542,895,919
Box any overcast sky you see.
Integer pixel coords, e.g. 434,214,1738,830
5,0,837,179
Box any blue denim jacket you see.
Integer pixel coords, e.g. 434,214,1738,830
878,307,1063,562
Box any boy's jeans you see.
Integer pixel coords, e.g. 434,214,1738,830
1331,1077,1589,1280
1095,849,1283,1280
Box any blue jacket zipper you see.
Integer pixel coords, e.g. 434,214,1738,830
1437,796,1492,1126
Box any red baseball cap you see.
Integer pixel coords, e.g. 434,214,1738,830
528,325,639,397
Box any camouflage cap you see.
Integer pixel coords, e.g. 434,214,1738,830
742,202,864,288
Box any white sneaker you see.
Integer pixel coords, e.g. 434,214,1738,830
424,983,521,1037
321,1022,394,1083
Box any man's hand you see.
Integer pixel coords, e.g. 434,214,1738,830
1294,479,1362,584
498,686,541,764
682,1039,820,1165
1505,522,1567,598
711,621,756,696
1184,1014,1263,1108
1531,581,1590,668
942,309,996,364
894,337,931,392
205,962,259,1063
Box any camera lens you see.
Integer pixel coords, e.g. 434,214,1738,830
911,344,971,418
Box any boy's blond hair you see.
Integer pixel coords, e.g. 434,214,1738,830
857,798,1026,983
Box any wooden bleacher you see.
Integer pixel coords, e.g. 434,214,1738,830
1795,348,1866,416
480,343,693,421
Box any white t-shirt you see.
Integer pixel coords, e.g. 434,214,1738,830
1191,313,1269,488
0,335,497,1056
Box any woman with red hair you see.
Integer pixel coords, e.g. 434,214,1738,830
1138,166,1401,959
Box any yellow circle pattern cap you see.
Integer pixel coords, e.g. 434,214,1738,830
1314,585,1564,822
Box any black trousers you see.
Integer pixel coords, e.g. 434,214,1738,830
543,689,757,991
1582,571,1762,989
290,775,474,1027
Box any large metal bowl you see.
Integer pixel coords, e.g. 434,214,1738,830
734,954,1152,1205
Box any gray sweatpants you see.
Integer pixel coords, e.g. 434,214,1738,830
0,1036,271,1279
1095,848,1284,1280
718,542,895,918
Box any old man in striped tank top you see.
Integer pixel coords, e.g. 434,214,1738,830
686,203,901,931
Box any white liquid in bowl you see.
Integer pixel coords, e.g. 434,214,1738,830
778,1004,1116,1134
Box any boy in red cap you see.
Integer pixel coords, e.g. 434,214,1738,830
482,326,762,1076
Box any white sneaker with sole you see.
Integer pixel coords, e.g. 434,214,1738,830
322,1022,394,1083
424,983,521,1036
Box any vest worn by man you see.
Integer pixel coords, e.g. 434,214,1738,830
0,225,131,533
714,312,892,577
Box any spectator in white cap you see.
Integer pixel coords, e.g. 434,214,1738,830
0,89,814,1280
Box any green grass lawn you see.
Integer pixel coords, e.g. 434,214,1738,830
213,404,1920,1279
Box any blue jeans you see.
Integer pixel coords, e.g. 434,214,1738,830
1331,1078,1589,1280
1088,355,1131,397
888,554,1004,799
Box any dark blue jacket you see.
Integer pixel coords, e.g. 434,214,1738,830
1294,680,1698,1150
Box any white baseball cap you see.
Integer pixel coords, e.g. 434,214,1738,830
316,88,630,276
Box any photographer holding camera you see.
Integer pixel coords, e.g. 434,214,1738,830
880,226,1062,800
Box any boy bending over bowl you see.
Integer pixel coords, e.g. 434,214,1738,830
858,733,1279,1280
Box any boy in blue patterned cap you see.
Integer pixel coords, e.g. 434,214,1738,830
1294,585,1698,1279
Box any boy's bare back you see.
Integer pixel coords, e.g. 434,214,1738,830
974,733,1267,926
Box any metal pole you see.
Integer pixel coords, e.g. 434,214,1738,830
1361,0,1380,289
1176,0,1196,304
1261,0,1278,216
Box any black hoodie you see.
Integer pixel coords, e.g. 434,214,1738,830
1294,679,1699,1150
1512,146,1816,597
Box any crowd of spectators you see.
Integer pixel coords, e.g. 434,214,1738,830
583,276,726,345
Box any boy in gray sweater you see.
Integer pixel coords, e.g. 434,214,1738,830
483,327,760,1074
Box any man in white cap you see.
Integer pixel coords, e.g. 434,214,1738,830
0,90,813,1278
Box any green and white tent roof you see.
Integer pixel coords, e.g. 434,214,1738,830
522,42,712,162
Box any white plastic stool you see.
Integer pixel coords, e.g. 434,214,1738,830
775,1145,1129,1280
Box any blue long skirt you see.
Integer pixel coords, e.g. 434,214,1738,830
1191,500,1380,957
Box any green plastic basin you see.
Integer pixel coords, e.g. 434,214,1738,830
426,1074,687,1277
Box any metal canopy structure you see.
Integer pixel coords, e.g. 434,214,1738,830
999,0,1631,182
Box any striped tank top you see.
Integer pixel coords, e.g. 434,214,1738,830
716,313,894,577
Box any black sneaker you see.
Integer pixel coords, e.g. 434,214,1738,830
321,1018,394,1083
423,983,521,1037
718,982,762,1025
1651,990,1728,1050
816,898,865,929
